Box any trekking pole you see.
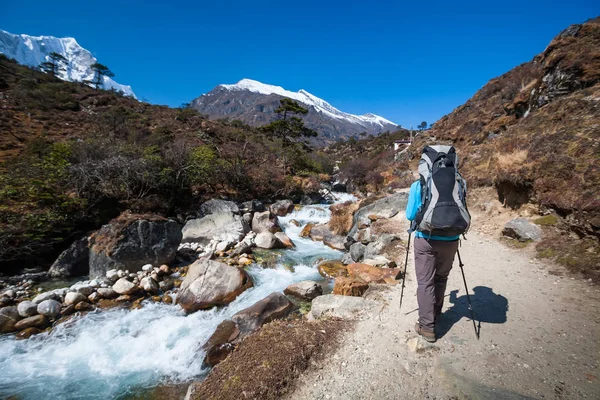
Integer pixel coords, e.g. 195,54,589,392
456,249,480,340
397,232,412,311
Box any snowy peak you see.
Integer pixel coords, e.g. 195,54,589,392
0,29,135,98
219,79,397,128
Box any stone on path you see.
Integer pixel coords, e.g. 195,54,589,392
502,218,542,242
309,294,378,320
284,281,323,301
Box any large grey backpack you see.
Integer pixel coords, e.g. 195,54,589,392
412,145,470,237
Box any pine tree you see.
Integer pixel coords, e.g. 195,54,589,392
418,121,428,131
39,52,67,77
262,99,317,145
90,63,115,89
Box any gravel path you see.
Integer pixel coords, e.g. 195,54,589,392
289,215,600,399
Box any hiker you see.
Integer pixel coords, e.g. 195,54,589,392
405,145,470,342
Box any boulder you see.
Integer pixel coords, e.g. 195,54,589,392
346,263,400,284
204,320,239,367
32,289,65,304
362,256,394,268
0,306,21,333
203,292,296,366
308,224,333,242
177,259,253,313
323,234,345,251
274,232,295,248
317,260,348,278
88,292,102,303
16,327,42,339
37,300,62,319
15,315,48,330
333,277,369,297
89,214,182,278
75,302,93,312
300,223,314,238
232,292,295,336
284,281,323,301
71,284,94,296
364,234,401,259
254,231,284,249
140,277,159,294
48,237,89,278
112,278,140,295
17,301,38,318
251,211,282,234
270,199,294,216
97,288,118,299
106,269,120,282
182,199,249,246
309,294,378,320
348,192,409,237
350,242,366,262
502,218,542,242
240,200,266,214
64,292,86,306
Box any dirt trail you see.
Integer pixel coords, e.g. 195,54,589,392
289,212,600,399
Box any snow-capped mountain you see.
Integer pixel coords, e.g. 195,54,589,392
0,29,135,98
191,79,398,143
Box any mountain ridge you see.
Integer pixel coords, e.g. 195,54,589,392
0,29,136,98
191,79,398,144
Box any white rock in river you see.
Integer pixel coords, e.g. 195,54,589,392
64,292,86,306
32,289,66,304
142,264,153,272
140,277,159,294
17,300,38,317
112,278,139,295
37,299,62,319
106,269,120,282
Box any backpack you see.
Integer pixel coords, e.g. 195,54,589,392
411,145,471,237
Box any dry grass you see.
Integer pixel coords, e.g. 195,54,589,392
495,150,528,169
329,201,359,235
187,319,351,400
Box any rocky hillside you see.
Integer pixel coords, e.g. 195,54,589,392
191,79,398,145
0,57,334,273
412,17,600,277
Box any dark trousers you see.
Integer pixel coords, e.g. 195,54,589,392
414,237,459,331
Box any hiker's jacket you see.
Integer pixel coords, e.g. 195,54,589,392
406,180,460,241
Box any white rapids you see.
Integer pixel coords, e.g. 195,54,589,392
0,193,356,400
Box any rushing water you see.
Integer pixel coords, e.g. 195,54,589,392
0,193,356,400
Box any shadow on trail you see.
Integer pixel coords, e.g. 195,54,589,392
436,286,508,339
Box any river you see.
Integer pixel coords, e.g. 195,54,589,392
0,193,356,400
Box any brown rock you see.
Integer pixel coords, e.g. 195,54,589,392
61,304,76,316
15,315,49,330
159,264,171,275
162,295,173,304
131,297,144,309
368,214,379,221
290,219,300,227
346,263,400,284
16,327,41,339
274,232,295,248
97,299,119,309
0,306,21,333
151,296,162,302
74,301,93,312
333,277,369,297
203,292,296,367
300,223,314,238
317,260,348,278
116,295,134,302
204,320,240,367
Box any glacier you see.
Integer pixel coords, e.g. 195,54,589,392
220,79,397,129
0,29,136,98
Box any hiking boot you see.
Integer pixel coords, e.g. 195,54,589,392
414,323,436,343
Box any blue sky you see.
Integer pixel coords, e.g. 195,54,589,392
1,1,597,126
